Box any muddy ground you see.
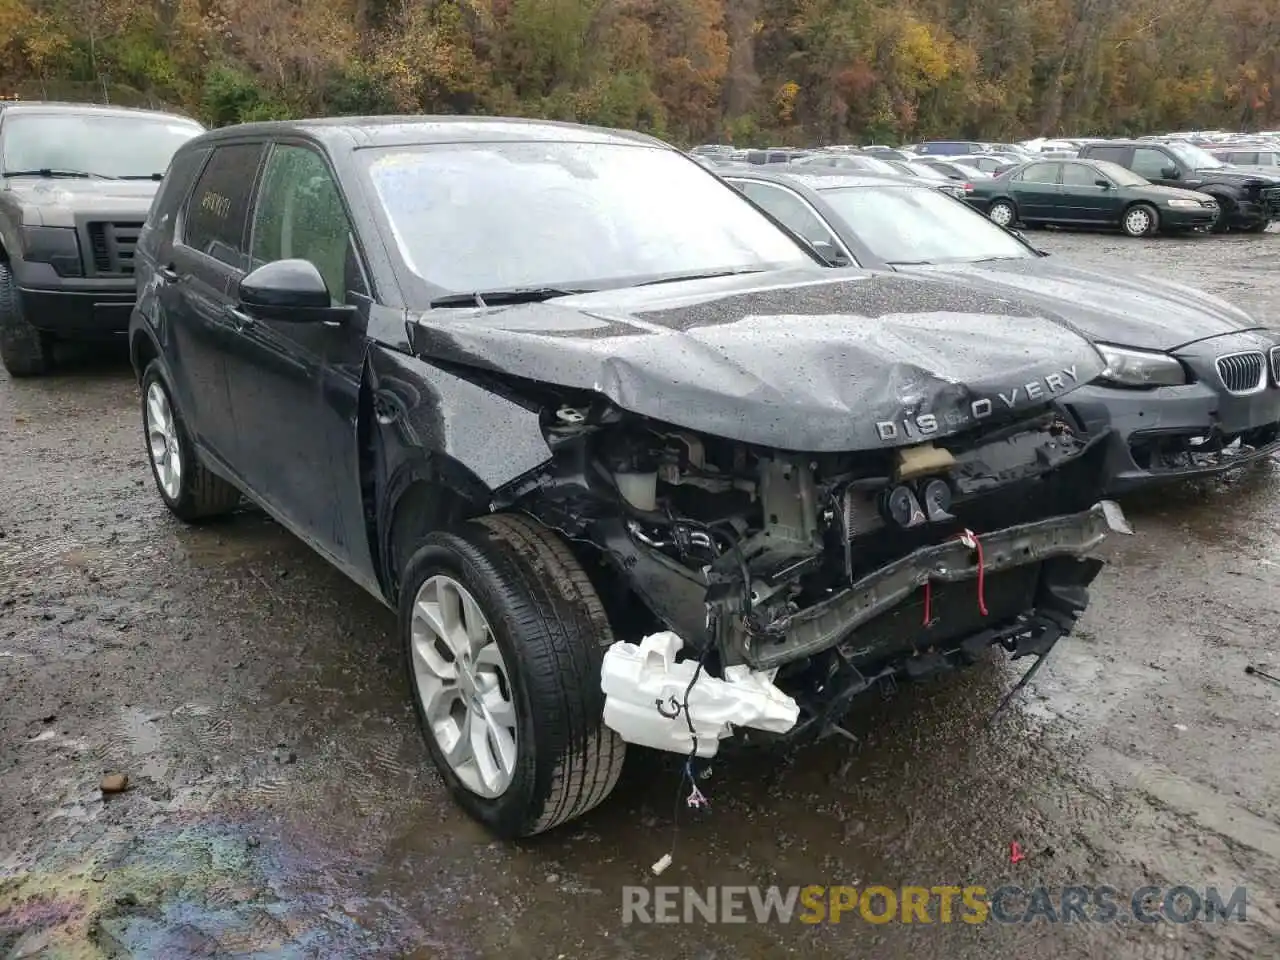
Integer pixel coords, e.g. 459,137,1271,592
3,228,1280,959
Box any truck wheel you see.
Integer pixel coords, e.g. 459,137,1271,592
399,513,626,839
0,260,52,377
1122,203,1159,238
988,199,1017,227
141,361,242,521
1240,221,1269,234
1206,196,1232,233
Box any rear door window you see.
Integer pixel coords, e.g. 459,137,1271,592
179,142,266,270
1017,162,1060,184
1084,145,1129,165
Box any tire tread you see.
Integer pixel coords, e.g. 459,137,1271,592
403,513,625,837
141,361,241,521
0,261,51,377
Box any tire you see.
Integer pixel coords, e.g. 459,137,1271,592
400,513,626,839
1122,203,1159,238
1240,220,1270,234
140,361,242,521
1206,196,1231,233
988,199,1017,228
0,260,52,377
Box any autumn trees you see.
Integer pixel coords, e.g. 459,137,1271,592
0,0,1276,143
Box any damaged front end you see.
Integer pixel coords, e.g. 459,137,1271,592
493,393,1129,755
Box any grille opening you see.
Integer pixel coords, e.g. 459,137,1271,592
1129,423,1280,472
1215,351,1265,394
86,221,143,276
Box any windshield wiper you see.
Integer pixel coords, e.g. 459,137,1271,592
1,168,115,179
633,268,765,287
429,287,591,308
118,173,164,181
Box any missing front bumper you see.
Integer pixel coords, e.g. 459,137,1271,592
738,500,1130,670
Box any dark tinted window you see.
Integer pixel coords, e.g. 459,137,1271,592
1132,147,1171,178
250,144,365,303
1061,163,1101,186
1085,145,1129,165
181,142,265,270
1017,162,1059,183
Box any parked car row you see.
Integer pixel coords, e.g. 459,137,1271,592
692,133,1280,236
7,109,1280,843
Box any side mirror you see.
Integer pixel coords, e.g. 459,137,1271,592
238,259,354,323
811,239,849,266
1160,166,1179,179
1094,179,1111,189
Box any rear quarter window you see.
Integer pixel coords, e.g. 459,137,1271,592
147,146,211,231
139,145,211,258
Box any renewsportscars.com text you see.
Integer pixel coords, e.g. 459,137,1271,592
622,884,1248,925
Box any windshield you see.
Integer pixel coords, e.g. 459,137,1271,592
0,112,204,178
790,153,899,175
818,185,1034,264
1091,159,1148,186
363,142,813,293
1165,142,1224,170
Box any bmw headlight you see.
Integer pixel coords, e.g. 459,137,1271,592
1166,198,1201,208
1096,343,1187,387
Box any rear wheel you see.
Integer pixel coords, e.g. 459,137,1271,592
988,199,1017,227
400,513,625,839
141,361,242,521
0,260,52,377
1122,203,1159,238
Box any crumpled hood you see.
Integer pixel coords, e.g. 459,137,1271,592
1193,167,1280,187
898,258,1264,351
3,177,160,227
406,268,1107,452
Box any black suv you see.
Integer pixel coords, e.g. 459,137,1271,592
1078,139,1280,233
0,102,205,375
127,116,1128,838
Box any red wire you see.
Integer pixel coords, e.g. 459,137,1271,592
971,532,989,616
922,529,988,626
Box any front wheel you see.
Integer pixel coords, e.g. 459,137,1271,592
1240,220,1270,234
988,199,1017,228
0,260,52,377
400,514,626,839
1122,203,1159,238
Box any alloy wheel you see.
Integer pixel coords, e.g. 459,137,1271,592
990,202,1014,227
409,574,518,798
1125,208,1152,236
145,381,183,501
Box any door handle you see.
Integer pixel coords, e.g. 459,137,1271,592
226,306,256,330
159,265,180,282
